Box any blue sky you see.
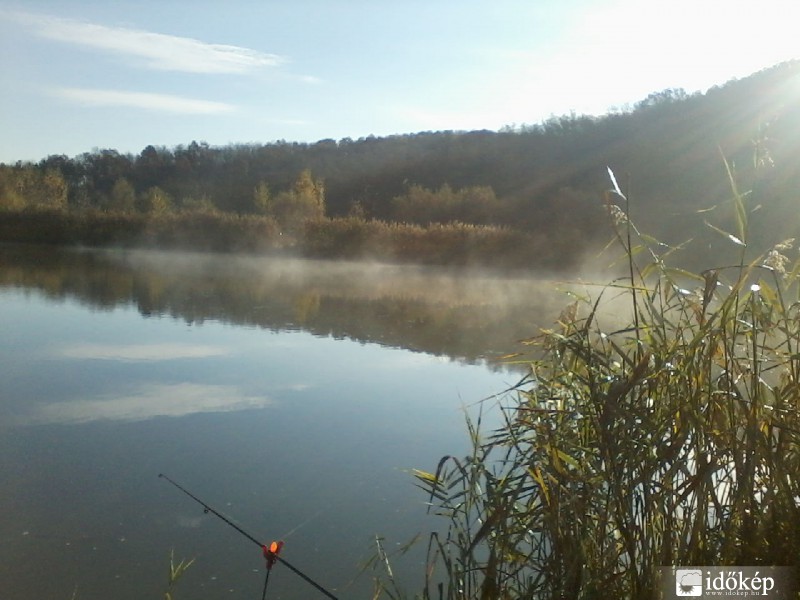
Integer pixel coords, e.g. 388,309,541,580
2,0,800,164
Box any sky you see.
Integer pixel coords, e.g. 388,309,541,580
2,0,800,164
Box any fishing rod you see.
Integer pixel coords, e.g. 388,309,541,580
158,473,340,600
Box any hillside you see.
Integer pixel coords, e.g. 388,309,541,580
2,60,800,271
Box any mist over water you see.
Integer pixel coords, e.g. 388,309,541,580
1,244,581,363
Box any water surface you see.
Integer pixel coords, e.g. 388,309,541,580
0,245,563,599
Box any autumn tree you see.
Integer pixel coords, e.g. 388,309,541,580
271,169,325,231
253,181,272,215
391,183,502,225
179,195,217,213
0,165,26,211
109,178,137,212
0,165,68,211
138,186,173,214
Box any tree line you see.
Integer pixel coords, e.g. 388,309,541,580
2,60,800,271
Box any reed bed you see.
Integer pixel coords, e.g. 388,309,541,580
0,209,570,269
302,216,549,268
400,167,800,599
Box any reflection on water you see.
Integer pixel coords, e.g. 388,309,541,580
56,342,231,361
0,243,565,363
0,244,565,600
17,382,273,425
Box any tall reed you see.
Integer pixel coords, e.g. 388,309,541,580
408,165,800,598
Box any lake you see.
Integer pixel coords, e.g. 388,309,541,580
0,244,564,600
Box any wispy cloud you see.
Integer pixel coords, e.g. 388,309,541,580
296,74,323,85
53,88,235,114
14,11,284,74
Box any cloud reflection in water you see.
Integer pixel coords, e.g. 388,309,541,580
20,382,272,425
57,342,230,361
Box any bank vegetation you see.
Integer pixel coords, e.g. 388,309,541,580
383,163,800,598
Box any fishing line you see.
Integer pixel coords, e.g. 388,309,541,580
159,474,340,600
279,508,325,540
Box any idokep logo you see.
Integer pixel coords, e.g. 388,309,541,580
675,569,703,596
661,566,796,599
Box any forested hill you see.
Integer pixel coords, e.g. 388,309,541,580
2,60,800,271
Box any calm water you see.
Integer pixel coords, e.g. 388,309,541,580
0,245,561,600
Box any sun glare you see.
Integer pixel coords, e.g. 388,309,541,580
492,0,800,127
591,0,800,93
